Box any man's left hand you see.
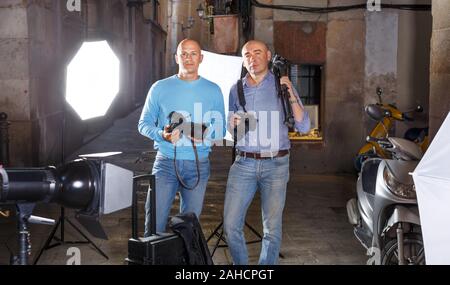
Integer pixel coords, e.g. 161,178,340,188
280,76,295,99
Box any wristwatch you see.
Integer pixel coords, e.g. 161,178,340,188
289,99,299,105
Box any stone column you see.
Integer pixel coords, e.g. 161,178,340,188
0,0,32,166
429,0,450,139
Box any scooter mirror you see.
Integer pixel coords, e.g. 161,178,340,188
376,87,383,104
365,104,385,122
376,87,383,96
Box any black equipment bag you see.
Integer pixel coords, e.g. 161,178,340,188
169,212,214,265
126,174,212,265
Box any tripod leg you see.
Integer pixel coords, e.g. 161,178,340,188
33,217,62,265
66,219,109,260
244,221,263,241
217,231,227,244
244,221,284,259
206,221,223,243
211,228,225,258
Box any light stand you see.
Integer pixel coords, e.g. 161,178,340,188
13,204,33,265
33,105,108,265
11,203,55,265
33,206,108,264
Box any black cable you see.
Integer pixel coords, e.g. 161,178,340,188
250,0,431,13
173,140,201,191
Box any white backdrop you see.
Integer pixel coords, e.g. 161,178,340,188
198,50,243,141
412,112,450,264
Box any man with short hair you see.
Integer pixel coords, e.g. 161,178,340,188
138,39,225,236
224,40,310,265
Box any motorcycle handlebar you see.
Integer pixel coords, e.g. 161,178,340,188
367,104,422,122
366,136,393,148
403,114,414,121
401,105,423,121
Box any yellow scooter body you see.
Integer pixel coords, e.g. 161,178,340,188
358,104,403,158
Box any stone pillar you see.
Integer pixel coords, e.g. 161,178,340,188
396,7,431,137
429,0,450,139
0,1,33,166
167,0,204,75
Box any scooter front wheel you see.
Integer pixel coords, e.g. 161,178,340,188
381,233,425,265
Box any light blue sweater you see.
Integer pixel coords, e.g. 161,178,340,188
138,75,226,160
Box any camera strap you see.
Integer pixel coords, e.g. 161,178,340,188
237,77,288,116
236,76,294,134
237,79,247,113
173,140,201,191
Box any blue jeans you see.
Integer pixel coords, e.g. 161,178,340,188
144,153,210,236
223,153,290,265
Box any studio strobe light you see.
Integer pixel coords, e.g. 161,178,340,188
0,159,133,265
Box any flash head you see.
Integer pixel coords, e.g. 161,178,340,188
0,159,133,239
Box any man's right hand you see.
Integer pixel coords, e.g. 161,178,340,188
163,125,181,145
229,113,242,129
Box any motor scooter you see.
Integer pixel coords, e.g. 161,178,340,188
347,107,425,265
354,88,427,172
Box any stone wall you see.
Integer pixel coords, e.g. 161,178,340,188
252,0,432,173
429,0,450,139
0,0,32,166
0,0,167,166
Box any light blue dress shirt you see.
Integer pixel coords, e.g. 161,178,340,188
228,72,310,153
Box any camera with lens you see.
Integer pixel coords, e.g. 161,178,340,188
167,111,208,141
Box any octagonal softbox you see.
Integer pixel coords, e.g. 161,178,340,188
66,41,120,120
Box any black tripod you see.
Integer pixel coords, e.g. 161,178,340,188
33,207,108,264
272,54,295,129
206,132,264,258
206,218,263,257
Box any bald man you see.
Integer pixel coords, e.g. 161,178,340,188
223,40,310,265
138,39,225,236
